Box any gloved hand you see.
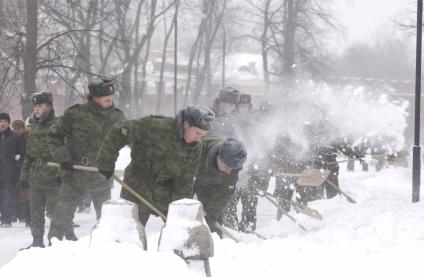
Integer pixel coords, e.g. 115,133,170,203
55,176,62,186
20,180,30,190
60,161,74,171
99,170,113,180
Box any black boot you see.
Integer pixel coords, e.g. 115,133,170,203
65,229,78,241
32,237,45,247
20,237,45,250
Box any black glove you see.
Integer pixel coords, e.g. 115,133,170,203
20,180,29,190
55,176,62,186
99,170,113,180
60,160,74,171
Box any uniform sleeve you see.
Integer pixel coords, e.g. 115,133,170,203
96,120,134,172
48,112,72,163
20,138,33,181
197,174,238,221
336,140,364,159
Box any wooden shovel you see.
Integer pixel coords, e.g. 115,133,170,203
372,150,409,168
276,168,331,187
47,162,239,242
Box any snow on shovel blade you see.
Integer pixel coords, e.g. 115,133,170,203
387,155,408,168
297,169,331,187
372,150,409,168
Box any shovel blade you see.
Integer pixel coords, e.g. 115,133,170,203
297,169,331,187
388,155,408,168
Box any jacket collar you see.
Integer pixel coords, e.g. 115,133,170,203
205,142,221,172
29,108,55,124
87,99,114,117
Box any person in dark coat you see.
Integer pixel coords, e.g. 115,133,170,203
0,113,24,227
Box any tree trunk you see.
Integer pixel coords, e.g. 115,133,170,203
282,0,296,87
22,0,38,118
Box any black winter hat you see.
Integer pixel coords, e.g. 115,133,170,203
182,105,215,131
0,112,11,124
32,91,53,105
88,78,115,97
218,138,247,170
217,87,240,104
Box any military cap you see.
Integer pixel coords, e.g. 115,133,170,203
0,112,11,124
218,138,247,170
32,91,53,105
217,87,240,104
182,105,215,131
88,78,115,97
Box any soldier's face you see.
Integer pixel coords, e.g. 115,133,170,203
183,122,207,143
0,119,9,133
218,102,236,115
217,156,232,175
92,95,114,109
34,103,50,119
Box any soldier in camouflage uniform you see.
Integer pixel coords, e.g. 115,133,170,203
194,136,247,237
307,120,364,200
20,92,59,248
272,135,310,218
96,106,215,226
47,79,126,242
224,94,272,233
209,87,240,138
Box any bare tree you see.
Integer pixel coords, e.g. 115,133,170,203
21,0,38,117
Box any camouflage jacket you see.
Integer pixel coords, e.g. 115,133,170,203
20,109,58,185
49,99,125,166
194,135,240,219
96,113,202,203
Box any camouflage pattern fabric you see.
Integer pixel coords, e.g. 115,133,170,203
47,100,125,240
194,135,240,236
19,109,60,239
96,113,202,226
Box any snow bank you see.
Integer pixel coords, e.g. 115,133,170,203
0,238,197,277
1,166,423,277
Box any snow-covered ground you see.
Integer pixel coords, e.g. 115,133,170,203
1,157,424,276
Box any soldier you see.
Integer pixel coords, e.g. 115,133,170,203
307,120,364,200
272,135,310,218
224,96,273,233
194,136,247,236
96,106,215,226
47,78,126,242
209,87,240,138
19,92,60,248
212,87,240,117
0,113,24,227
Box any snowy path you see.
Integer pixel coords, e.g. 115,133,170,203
1,165,424,276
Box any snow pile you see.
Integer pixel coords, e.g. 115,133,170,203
90,199,146,249
0,238,197,277
158,199,210,258
1,164,424,277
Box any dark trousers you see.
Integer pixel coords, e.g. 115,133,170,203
0,183,16,224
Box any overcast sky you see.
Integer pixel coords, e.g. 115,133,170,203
334,0,413,48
